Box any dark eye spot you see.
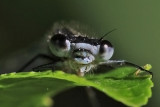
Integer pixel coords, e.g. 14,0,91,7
50,34,67,48
99,40,113,54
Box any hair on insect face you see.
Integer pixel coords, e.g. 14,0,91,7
48,23,114,65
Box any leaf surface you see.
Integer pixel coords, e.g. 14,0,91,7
0,66,153,107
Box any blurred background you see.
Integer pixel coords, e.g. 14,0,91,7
0,0,159,107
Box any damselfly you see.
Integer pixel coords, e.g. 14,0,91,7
0,21,152,77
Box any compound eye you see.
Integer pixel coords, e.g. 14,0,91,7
50,34,68,48
99,40,114,60
49,34,71,57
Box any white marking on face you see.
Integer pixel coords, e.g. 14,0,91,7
69,43,101,64
65,40,71,51
74,43,100,55
74,54,95,64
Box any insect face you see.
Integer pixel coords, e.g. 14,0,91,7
17,22,152,76
48,28,114,65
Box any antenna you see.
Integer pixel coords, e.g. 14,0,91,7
99,29,117,41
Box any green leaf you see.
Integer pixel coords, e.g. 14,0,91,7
0,66,153,107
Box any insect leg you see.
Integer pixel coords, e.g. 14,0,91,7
100,60,153,76
32,62,56,71
17,54,54,72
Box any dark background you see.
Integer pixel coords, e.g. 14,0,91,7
0,0,159,107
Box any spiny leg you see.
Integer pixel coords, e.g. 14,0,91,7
32,62,56,71
100,60,153,76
